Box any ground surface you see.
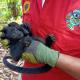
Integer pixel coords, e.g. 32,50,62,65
0,44,19,80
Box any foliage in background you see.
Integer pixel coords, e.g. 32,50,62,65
0,0,22,26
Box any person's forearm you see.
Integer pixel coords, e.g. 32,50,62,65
56,53,80,80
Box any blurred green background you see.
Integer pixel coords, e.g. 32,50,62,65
0,0,22,28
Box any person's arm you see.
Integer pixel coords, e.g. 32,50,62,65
56,53,80,80
22,40,80,79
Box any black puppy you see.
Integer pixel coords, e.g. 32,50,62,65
0,22,32,61
1,22,55,61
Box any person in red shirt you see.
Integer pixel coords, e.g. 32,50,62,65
19,0,80,80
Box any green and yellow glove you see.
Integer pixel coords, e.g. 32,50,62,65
23,40,59,67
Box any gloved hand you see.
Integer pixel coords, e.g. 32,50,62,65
22,39,59,67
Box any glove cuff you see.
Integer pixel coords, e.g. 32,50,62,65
36,43,59,67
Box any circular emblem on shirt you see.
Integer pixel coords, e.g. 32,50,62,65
23,1,30,14
66,9,80,30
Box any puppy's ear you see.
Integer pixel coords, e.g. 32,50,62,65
8,22,19,28
20,23,32,36
45,34,55,47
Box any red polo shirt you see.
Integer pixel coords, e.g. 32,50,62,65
22,0,80,80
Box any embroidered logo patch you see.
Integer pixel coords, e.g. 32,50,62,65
23,1,30,13
66,9,80,30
